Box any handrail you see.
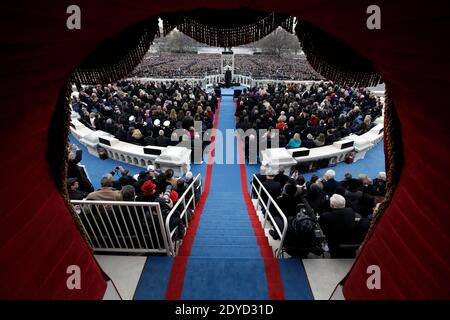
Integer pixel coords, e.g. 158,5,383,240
165,173,203,255
71,199,170,254
250,174,288,258
125,75,325,89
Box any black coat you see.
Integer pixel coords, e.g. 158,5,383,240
68,189,88,200
319,207,357,249
262,179,282,202
323,178,341,197
67,150,94,193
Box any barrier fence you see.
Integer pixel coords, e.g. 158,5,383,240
71,173,202,256
250,174,288,258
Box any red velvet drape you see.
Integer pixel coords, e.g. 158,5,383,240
0,0,449,299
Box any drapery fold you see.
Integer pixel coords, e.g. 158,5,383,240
71,18,159,85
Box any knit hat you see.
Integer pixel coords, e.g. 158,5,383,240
66,177,78,188
141,180,156,195
169,190,179,203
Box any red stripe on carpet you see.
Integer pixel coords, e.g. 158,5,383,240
165,99,221,300
235,99,286,300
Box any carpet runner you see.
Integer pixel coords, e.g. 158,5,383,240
134,89,313,300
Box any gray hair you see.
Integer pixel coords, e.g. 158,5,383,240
330,194,346,209
121,185,136,201
100,174,113,187
325,169,336,180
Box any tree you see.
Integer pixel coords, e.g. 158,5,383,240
258,27,300,57
165,30,198,53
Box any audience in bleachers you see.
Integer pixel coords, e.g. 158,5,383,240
259,169,386,258
71,80,218,149
130,52,324,81
234,54,324,80
236,82,383,155
131,53,221,78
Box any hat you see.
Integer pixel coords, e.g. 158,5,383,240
163,120,170,127
147,164,155,172
67,177,77,188
141,180,156,195
154,119,160,126
169,190,179,203
129,115,135,122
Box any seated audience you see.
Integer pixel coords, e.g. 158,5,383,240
322,169,341,197
319,194,360,257
67,177,87,200
86,174,122,201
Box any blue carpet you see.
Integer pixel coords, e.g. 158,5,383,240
133,88,314,300
278,259,314,300
181,92,271,299
182,257,269,300
133,256,173,300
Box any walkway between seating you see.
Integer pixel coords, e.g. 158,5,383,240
135,89,313,300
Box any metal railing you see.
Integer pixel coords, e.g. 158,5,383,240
125,75,324,90
250,174,288,258
165,173,203,255
70,174,202,256
71,200,170,254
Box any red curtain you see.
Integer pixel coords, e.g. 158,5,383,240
0,0,449,299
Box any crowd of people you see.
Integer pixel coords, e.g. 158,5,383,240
129,52,324,80
256,169,386,258
130,53,221,78
71,80,218,149
67,144,201,242
234,54,324,80
236,81,383,155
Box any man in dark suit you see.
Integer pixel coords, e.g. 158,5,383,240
156,130,170,147
319,194,360,257
67,178,88,200
225,69,232,88
322,169,341,197
274,169,290,188
144,131,156,146
262,175,282,203
67,145,94,193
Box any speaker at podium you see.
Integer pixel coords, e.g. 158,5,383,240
225,69,232,87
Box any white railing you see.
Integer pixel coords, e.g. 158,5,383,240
250,174,288,258
165,173,203,255
71,200,170,254
126,75,325,90
70,174,203,256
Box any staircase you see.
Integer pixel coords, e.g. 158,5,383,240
134,90,313,300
